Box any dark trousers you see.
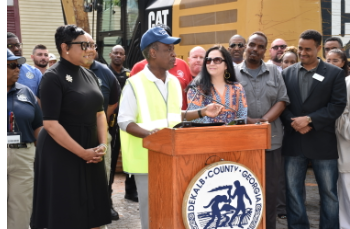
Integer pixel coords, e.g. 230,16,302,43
108,124,121,207
125,173,137,195
276,155,287,215
266,148,282,229
108,124,137,205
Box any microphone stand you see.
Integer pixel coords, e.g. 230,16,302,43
190,86,236,112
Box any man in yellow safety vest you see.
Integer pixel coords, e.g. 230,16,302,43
117,26,223,229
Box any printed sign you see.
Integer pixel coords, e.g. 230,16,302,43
182,161,264,229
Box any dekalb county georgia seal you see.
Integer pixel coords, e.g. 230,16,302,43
182,161,264,229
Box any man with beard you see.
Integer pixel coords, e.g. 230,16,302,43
267,38,287,72
187,46,206,78
7,32,42,98
31,44,49,74
234,31,289,229
228,34,246,66
108,45,139,204
81,34,122,221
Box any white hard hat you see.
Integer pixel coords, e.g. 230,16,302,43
49,53,57,61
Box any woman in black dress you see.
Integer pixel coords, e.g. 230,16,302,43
31,25,111,229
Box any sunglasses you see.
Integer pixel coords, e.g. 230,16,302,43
7,43,23,49
66,42,97,51
7,63,22,69
271,45,287,50
229,43,244,48
206,57,225,64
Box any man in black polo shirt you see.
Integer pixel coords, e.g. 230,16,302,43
108,45,138,202
82,34,121,221
109,45,130,88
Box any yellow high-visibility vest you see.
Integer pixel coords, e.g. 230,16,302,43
120,71,182,174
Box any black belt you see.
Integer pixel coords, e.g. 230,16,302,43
7,143,29,148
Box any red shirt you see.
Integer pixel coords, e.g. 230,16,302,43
130,58,192,110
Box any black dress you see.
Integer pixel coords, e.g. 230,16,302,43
31,58,111,229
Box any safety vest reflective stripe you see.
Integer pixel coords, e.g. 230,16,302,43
127,73,150,124
120,71,182,174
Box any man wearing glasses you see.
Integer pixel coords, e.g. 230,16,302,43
267,38,288,72
7,32,42,101
234,32,289,229
227,34,246,66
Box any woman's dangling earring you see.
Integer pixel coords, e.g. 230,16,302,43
66,52,69,55
224,70,230,79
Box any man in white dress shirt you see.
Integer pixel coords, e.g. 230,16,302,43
117,27,223,229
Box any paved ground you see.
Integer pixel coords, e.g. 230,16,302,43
108,168,320,229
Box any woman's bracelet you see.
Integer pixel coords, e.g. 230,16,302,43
198,109,203,118
98,143,108,153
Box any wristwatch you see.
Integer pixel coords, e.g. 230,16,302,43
306,116,312,123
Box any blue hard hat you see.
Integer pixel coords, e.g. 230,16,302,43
140,26,181,51
7,48,26,65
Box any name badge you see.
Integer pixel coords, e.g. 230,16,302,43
312,73,324,82
7,132,22,144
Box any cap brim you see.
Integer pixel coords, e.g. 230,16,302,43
159,37,181,45
7,56,26,65
17,57,26,65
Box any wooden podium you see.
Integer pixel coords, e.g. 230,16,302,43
143,123,271,229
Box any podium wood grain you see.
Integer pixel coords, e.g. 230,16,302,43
144,124,270,229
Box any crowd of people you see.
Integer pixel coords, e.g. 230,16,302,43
6,23,349,229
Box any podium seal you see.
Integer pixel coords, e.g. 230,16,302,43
182,161,264,229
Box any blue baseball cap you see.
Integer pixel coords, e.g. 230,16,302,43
140,27,181,51
7,49,26,65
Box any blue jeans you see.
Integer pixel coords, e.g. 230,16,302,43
284,155,339,229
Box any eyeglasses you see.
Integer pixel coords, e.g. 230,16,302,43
66,42,97,51
271,45,287,50
206,57,225,64
229,43,244,48
7,43,23,49
7,63,22,69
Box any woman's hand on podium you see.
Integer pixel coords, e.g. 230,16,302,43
202,103,224,118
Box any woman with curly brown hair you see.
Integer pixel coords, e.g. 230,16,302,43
280,46,299,70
